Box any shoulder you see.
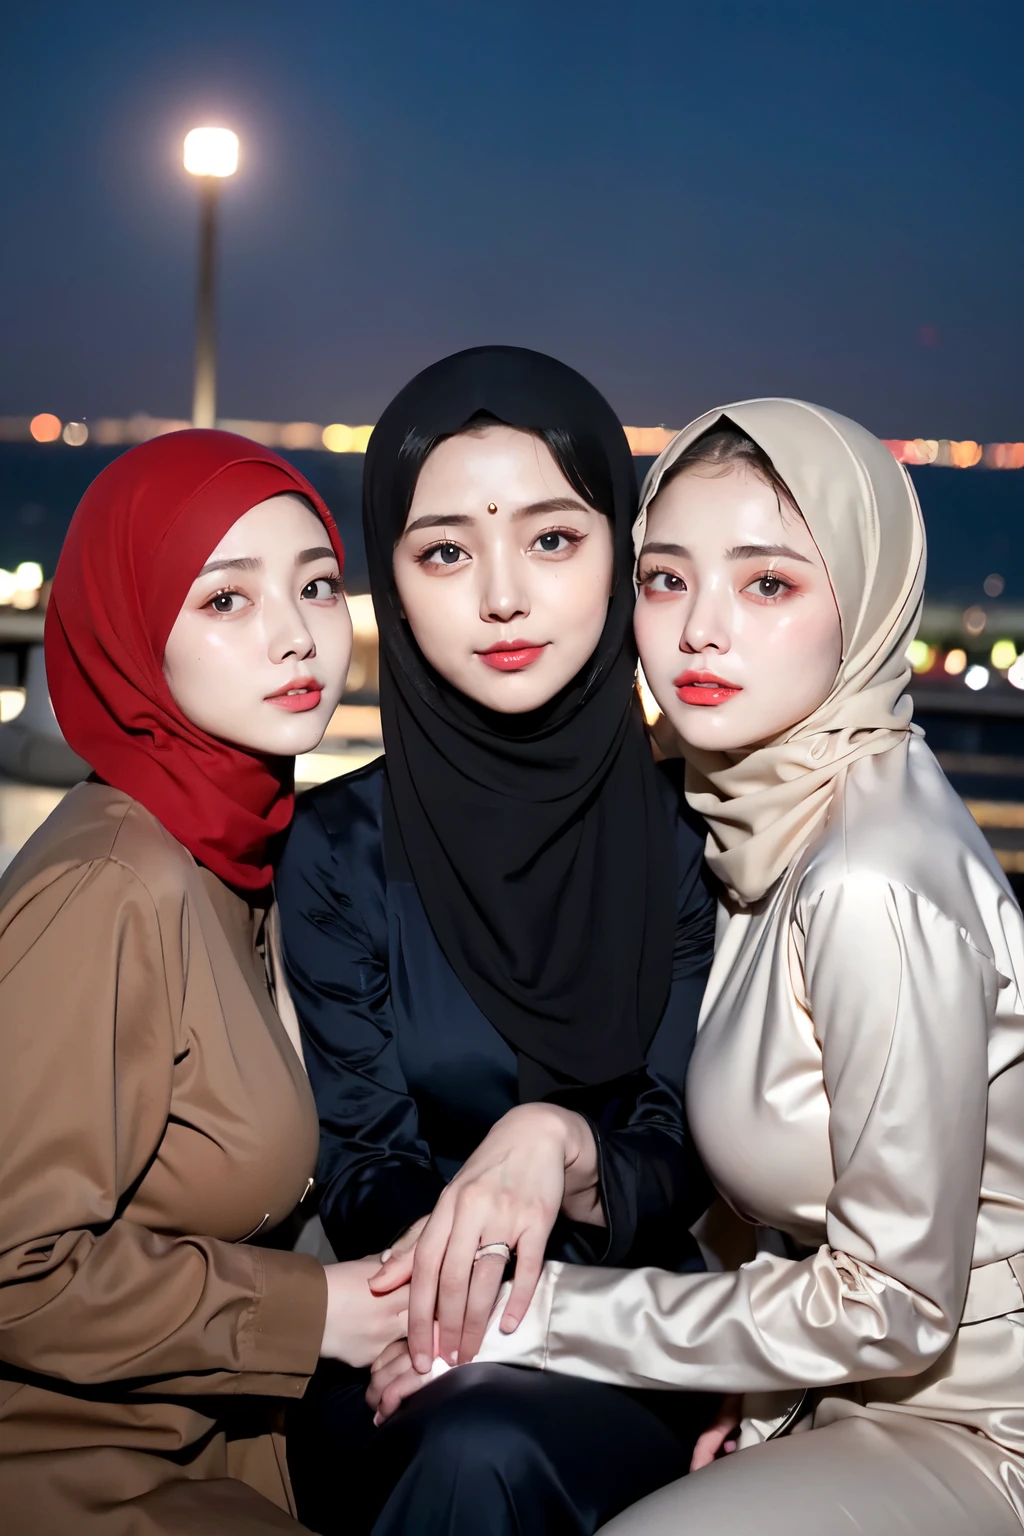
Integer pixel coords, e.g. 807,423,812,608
289,755,385,844
277,756,386,916
1,782,194,903
0,783,198,959
795,738,1014,960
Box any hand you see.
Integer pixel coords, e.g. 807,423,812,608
366,1326,441,1425
320,1257,410,1369
690,1394,742,1472
376,1213,429,1272
367,1330,443,1425
370,1104,598,1372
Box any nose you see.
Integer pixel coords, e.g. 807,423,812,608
266,594,316,666
479,543,530,625
679,579,731,657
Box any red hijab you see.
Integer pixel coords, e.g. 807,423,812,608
45,429,345,892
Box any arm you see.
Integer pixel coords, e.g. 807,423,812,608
275,794,445,1260
0,859,326,1397
475,875,991,1392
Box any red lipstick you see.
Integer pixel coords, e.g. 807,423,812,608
477,641,549,673
673,669,742,707
265,676,323,712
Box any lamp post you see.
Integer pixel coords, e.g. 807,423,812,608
183,127,239,429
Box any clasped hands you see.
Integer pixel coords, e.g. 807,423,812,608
364,1101,602,1425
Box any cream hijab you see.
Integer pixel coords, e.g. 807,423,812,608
636,399,926,906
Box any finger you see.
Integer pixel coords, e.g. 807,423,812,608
375,1364,434,1424
690,1432,718,1473
435,1211,486,1364
370,1337,410,1376
499,1229,545,1332
369,1246,417,1293
457,1255,505,1364
366,1352,413,1410
407,1204,454,1370
369,1339,411,1376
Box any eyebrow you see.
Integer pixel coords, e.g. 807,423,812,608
196,546,337,578
639,540,812,565
403,496,592,537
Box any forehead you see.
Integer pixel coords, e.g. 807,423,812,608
647,467,820,560
411,425,571,506
205,493,324,557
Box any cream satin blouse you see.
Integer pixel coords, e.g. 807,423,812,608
479,738,1024,1514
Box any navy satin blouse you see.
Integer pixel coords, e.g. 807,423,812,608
276,757,715,1273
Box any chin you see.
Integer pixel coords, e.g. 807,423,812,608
661,701,754,754
220,703,336,758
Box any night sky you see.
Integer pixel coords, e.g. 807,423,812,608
4,2,1022,439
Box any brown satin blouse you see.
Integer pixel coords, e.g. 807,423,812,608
0,782,328,1535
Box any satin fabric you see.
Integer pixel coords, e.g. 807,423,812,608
479,738,1024,1526
275,756,715,1267
634,398,925,906
362,346,676,1091
45,429,345,891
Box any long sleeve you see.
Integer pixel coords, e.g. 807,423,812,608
564,793,715,1270
275,793,445,1259
478,874,993,1392
0,858,326,1397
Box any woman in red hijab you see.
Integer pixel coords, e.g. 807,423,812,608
0,431,409,1535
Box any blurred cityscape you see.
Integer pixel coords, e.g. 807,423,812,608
1,413,1023,893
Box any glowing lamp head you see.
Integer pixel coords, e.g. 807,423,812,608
184,127,239,178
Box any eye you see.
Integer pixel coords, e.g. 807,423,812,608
205,589,249,615
420,541,469,568
532,529,582,555
743,572,794,602
641,569,686,594
301,576,341,600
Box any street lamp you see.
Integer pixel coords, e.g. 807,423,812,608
183,127,239,429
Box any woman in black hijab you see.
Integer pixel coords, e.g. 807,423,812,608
277,347,716,1535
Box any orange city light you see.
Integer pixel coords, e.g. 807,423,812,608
29,413,62,443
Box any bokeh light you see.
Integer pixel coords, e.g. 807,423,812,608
991,639,1017,671
944,648,967,676
984,573,1006,598
0,689,25,723
906,639,935,673
965,665,990,691
963,606,988,637
322,423,374,453
1008,656,1024,692
62,421,88,446
29,413,61,443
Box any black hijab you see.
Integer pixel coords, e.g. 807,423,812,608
363,346,676,1097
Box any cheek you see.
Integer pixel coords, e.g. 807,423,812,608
739,602,842,724
163,620,247,712
633,593,680,675
393,567,470,668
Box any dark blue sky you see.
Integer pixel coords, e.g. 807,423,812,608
4,2,1022,438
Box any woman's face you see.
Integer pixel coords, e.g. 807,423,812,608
634,464,842,752
163,493,352,756
393,424,614,713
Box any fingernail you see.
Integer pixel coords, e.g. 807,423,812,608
448,1350,458,1365
499,1317,518,1333
414,1354,430,1373
372,1412,382,1427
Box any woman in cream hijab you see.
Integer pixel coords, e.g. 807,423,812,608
373,399,1024,1532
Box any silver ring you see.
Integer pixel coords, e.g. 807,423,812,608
474,1242,513,1264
